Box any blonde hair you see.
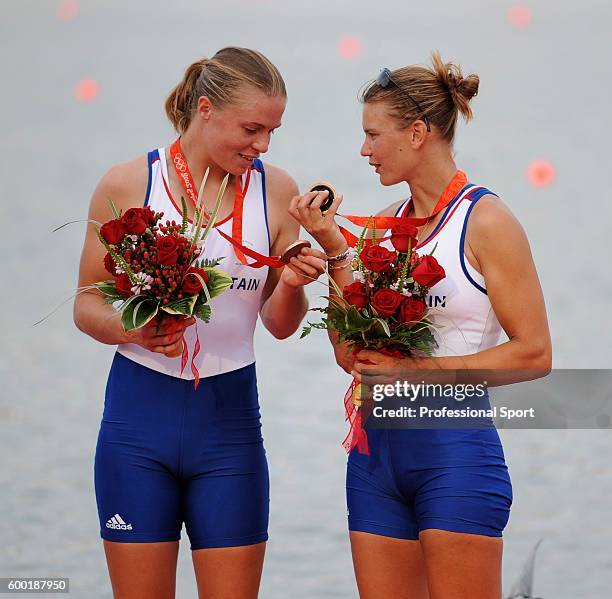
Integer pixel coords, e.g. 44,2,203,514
165,47,286,134
361,51,479,144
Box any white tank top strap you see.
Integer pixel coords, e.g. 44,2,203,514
117,146,271,379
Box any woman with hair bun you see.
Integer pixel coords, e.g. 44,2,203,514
291,51,551,598
75,47,326,598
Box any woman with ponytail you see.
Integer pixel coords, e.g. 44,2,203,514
290,52,551,598
75,47,325,598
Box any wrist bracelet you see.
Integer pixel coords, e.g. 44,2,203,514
327,248,350,263
328,259,351,270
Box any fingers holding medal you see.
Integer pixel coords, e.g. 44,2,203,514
288,181,345,252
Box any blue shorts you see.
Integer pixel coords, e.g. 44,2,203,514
346,427,512,540
94,353,269,549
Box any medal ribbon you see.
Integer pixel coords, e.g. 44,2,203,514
170,138,287,268
335,170,468,248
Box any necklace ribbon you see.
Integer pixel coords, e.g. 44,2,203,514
170,138,287,268
336,170,468,247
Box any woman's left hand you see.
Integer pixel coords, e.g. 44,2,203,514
280,246,327,288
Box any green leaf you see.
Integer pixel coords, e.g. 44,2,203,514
180,196,189,234
345,305,375,332
132,300,159,329
53,218,103,233
94,281,120,296
192,167,211,241
121,296,150,331
199,173,229,243
193,301,212,323
106,197,121,219
199,256,223,268
373,317,392,337
161,294,198,316
300,325,312,338
203,267,233,299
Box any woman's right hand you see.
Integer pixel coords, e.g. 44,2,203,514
288,190,348,256
126,314,195,357
334,340,357,375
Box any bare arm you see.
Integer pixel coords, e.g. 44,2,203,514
355,196,552,386
259,167,327,339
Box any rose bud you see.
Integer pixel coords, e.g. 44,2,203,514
156,235,179,265
360,245,396,273
143,206,157,225
390,223,419,253
399,297,427,324
114,273,133,298
412,255,446,288
103,252,117,275
181,267,209,295
100,219,126,245
371,289,403,317
343,282,370,309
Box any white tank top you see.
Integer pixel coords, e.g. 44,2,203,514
117,147,270,378
383,184,502,357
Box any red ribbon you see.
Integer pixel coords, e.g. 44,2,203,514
342,379,370,455
191,325,201,390
336,170,468,248
170,138,288,269
177,325,201,390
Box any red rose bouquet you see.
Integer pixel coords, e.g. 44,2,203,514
301,220,447,455
93,172,232,336
302,221,446,357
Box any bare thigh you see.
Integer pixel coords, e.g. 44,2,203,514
419,529,503,599
192,542,266,599
103,540,179,599
350,532,430,599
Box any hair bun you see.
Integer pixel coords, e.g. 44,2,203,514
449,74,464,89
431,50,479,121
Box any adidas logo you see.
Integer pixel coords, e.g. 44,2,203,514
106,513,133,530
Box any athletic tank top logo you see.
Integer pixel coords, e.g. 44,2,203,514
230,277,261,291
427,295,447,308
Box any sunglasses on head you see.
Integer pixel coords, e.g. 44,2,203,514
376,68,431,132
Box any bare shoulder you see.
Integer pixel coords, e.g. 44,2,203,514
89,154,149,218
377,199,405,217
364,199,406,239
467,194,529,251
261,162,299,203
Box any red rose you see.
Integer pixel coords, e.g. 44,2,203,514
371,289,403,317
399,297,426,324
390,223,419,253
103,252,117,274
121,208,148,235
157,235,179,265
343,282,369,309
114,273,133,298
181,267,209,295
143,206,157,225
360,245,396,273
100,219,126,245
412,255,446,288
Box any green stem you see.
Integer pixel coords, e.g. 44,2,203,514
398,238,412,287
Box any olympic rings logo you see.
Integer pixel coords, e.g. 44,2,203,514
173,155,187,171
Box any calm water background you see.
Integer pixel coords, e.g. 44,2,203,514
1,0,611,597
